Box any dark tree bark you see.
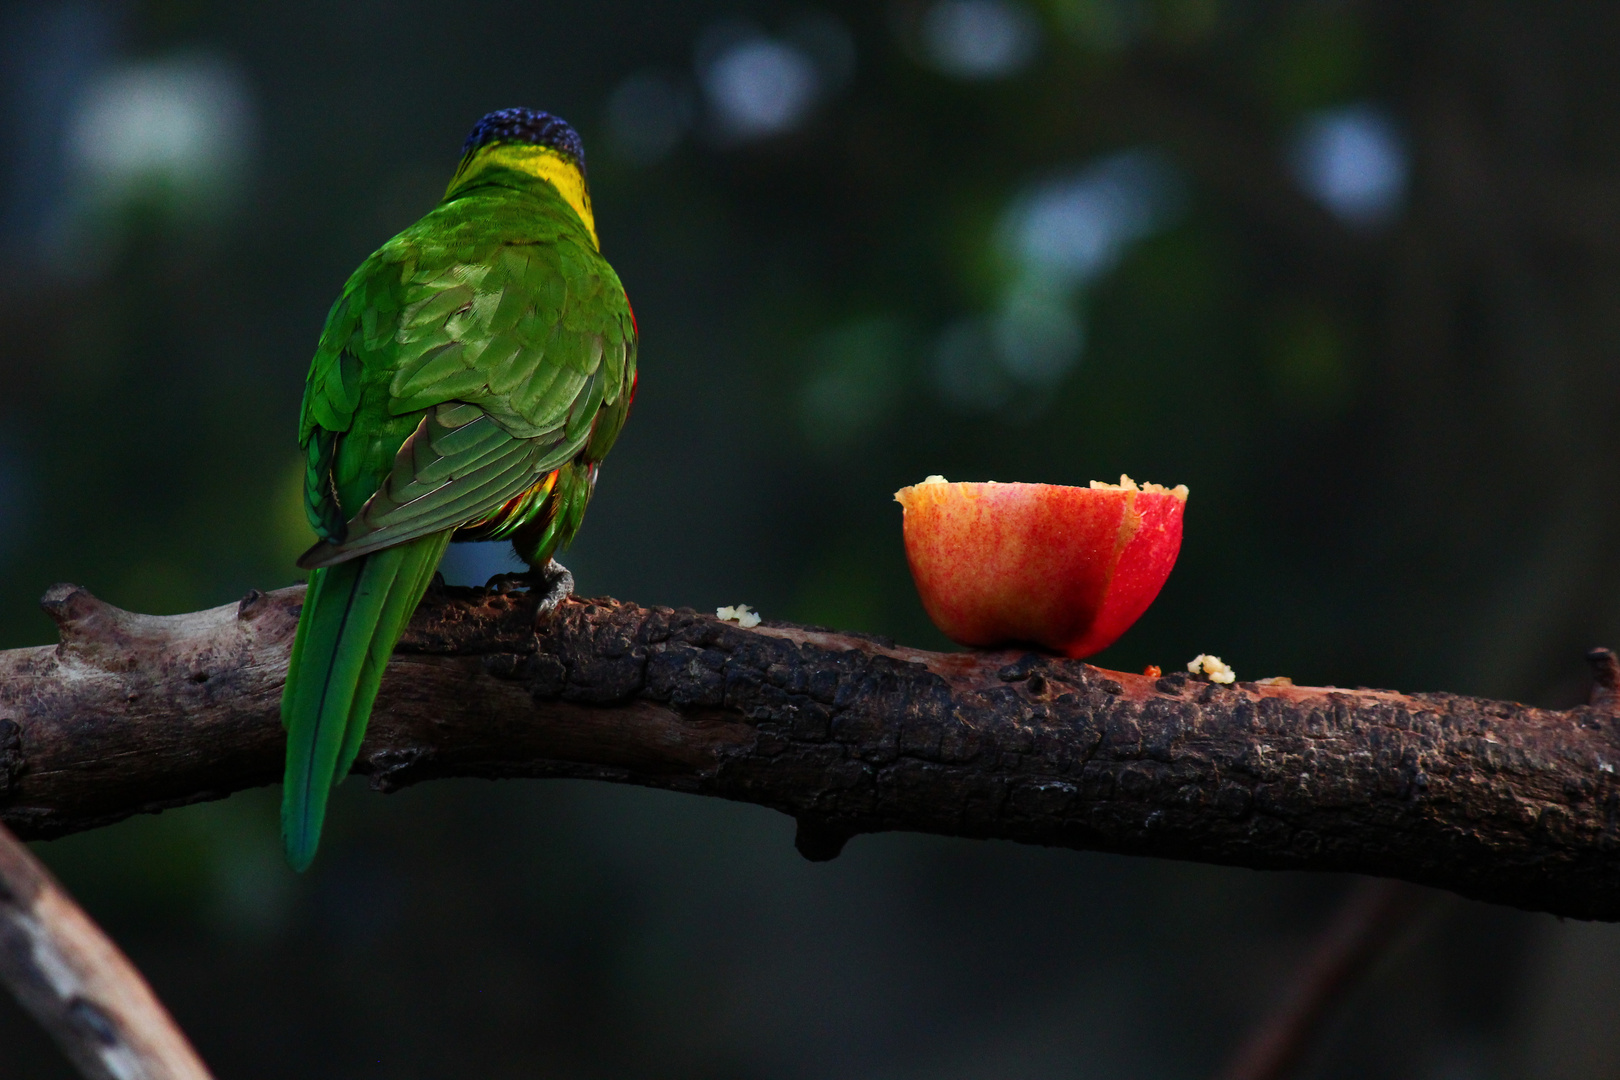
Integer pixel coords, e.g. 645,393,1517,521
1,582,1618,920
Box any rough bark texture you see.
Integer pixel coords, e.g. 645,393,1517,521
2,582,1618,920
0,820,214,1080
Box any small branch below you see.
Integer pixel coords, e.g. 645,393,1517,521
2,583,1620,919
1215,880,1442,1080
0,821,213,1080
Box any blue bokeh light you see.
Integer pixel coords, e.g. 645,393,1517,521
1290,103,1409,227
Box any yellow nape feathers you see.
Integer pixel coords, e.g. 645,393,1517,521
449,143,597,248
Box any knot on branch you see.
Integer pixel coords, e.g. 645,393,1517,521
1587,647,1620,709
794,817,856,862
39,584,143,669
39,584,108,638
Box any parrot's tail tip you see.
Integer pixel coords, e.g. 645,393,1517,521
282,840,317,874
280,817,322,872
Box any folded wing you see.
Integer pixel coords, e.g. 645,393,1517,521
296,200,635,570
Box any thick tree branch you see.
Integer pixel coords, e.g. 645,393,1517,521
1,583,1618,919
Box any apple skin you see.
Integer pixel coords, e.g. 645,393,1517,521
894,479,1186,658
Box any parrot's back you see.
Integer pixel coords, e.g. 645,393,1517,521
280,110,636,870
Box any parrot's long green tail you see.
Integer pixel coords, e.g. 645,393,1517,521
281,532,451,871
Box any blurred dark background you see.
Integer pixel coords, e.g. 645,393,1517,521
4,0,1620,1076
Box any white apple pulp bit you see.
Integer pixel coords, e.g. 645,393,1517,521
1090,474,1190,499
716,604,762,629
1187,654,1236,684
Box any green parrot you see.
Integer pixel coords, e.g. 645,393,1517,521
280,108,637,871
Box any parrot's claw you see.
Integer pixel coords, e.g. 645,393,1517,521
484,572,529,595
530,559,575,626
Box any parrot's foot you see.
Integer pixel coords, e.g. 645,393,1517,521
483,562,573,623
530,559,575,626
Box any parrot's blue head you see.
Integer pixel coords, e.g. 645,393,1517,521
462,108,585,173
449,108,598,248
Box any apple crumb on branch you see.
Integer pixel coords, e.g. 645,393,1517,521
1187,653,1236,684
716,604,762,629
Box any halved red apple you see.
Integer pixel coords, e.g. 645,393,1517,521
894,475,1187,658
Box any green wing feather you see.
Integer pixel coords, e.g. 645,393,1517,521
281,165,637,869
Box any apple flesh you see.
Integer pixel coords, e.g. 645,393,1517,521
894,475,1187,658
